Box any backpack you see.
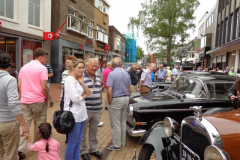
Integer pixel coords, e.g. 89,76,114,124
53,87,75,134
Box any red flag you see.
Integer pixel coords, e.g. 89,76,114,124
43,32,54,40
54,20,67,39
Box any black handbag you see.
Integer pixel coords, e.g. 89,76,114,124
53,87,75,134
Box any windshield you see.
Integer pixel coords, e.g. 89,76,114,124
168,77,207,98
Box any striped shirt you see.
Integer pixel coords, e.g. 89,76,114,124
106,67,131,97
45,64,53,83
84,70,102,110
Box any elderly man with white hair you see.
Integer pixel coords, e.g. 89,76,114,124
102,62,112,110
80,58,103,160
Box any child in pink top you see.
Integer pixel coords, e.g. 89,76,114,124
27,123,61,160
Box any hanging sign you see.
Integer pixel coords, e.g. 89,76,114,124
104,45,110,50
43,32,54,40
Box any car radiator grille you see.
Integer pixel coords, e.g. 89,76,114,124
182,125,210,159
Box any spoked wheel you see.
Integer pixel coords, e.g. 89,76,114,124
138,144,156,160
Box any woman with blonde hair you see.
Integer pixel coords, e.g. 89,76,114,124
64,59,92,160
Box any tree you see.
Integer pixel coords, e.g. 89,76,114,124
128,0,200,66
137,46,144,60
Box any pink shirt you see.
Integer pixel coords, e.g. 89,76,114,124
103,67,112,87
27,138,61,160
18,60,48,104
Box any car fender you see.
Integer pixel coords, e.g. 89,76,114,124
140,127,175,160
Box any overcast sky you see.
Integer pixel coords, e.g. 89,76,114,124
108,0,217,54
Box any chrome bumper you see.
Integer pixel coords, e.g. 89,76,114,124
126,124,146,137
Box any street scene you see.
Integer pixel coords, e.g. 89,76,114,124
1,0,240,160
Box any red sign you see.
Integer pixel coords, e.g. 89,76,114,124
0,21,2,27
43,32,54,40
86,38,94,47
79,44,84,50
104,45,110,50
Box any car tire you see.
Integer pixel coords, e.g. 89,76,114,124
138,144,154,160
149,120,163,129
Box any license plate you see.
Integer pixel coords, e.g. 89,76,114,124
182,144,200,160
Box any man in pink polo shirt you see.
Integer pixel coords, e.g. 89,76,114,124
102,62,112,110
18,48,48,158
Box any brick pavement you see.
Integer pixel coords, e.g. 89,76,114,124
22,83,142,160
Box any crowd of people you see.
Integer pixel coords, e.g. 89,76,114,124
2,47,240,160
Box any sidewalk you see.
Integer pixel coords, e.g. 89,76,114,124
22,83,141,160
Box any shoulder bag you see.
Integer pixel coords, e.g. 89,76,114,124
53,87,75,134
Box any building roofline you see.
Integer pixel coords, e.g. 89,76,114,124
199,11,209,23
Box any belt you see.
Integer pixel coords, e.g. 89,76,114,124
112,95,129,98
142,85,150,88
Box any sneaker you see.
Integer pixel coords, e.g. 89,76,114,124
107,145,121,151
50,102,54,107
98,122,103,127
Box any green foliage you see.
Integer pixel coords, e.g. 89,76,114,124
137,46,144,60
128,0,200,65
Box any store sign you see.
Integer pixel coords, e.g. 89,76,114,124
43,32,54,40
86,38,94,47
0,21,2,27
78,44,84,50
104,45,110,50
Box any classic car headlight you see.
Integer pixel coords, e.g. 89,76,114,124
204,145,230,160
163,117,180,137
129,104,133,116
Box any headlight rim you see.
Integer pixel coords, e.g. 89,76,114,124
163,117,179,138
204,145,231,160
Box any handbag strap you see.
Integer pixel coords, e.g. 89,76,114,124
62,86,73,111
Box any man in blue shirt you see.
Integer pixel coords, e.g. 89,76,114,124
172,65,179,79
156,64,168,82
106,57,132,151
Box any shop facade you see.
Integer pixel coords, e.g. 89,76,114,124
51,38,94,83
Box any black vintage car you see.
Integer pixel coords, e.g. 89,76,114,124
127,73,236,137
137,106,239,160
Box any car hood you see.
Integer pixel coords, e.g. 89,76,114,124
204,110,240,160
130,92,176,104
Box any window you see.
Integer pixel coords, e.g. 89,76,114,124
81,23,88,35
217,25,220,46
230,14,234,41
102,28,106,33
115,37,121,50
78,14,84,21
225,19,228,43
0,0,14,19
88,20,94,38
68,8,75,15
236,10,240,38
97,25,101,30
29,0,40,27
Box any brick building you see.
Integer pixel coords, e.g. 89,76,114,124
51,0,95,82
93,0,110,67
108,26,126,63
0,0,51,77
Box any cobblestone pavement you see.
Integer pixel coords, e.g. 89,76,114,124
22,83,142,160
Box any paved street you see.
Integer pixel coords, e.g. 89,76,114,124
22,83,142,160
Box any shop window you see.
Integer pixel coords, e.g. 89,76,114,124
0,0,14,19
28,0,41,27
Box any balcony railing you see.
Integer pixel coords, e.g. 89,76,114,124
97,31,108,44
67,14,90,37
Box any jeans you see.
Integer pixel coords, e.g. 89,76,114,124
65,122,84,160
